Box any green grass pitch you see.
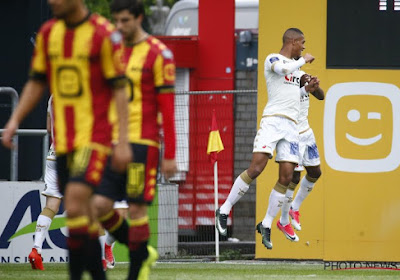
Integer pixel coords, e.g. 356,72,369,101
1,261,399,279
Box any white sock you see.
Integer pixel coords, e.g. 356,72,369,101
99,235,107,259
280,189,294,226
219,175,250,215
262,189,285,228
33,215,52,254
105,231,116,246
292,176,316,211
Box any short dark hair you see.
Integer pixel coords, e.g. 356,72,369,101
282,28,304,44
110,0,145,17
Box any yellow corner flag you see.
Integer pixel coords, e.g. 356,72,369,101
207,110,224,164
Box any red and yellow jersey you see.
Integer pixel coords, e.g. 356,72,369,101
30,14,126,154
110,36,176,159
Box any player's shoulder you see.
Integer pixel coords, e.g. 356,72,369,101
148,36,174,59
38,18,58,35
265,53,282,65
89,14,117,36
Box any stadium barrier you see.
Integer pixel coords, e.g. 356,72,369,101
0,89,258,262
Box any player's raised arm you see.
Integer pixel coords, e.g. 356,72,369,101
266,54,314,76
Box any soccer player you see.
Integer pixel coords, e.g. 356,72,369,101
28,96,62,271
2,0,132,279
288,73,324,231
92,0,177,279
216,28,316,249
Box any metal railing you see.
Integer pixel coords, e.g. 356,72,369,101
0,87,49,181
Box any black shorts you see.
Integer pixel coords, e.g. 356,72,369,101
56,145,110,195
96,143,159,205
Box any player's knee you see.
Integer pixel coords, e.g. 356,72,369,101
64,201,82,218
45,197,61,213
307,168,322,180
292,172,301,184
92,195,114,217
128,203,147,220
279,173,293,186
248,164,266,179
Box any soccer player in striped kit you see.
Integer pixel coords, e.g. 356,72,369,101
92,0,177,279
2,0,132,278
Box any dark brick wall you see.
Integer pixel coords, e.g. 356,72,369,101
232,70,257,241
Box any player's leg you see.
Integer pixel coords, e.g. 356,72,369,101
93,156,130,248
260,118,299,246
289,170,302,230
29,156,62,270
291,129,321,229
59,147,108,280
126,144,158,280
104,202,129,269
64,181,95,279
217,152,269,235
276,161,299,242
291,166,321,213
30,196,61,270
218,117,276,236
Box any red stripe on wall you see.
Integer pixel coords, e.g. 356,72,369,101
63,29,74,58
65,106,75,151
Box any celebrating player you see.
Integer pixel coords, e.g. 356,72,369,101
216,28,316,249
288,73,324,231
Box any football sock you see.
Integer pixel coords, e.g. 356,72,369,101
99,209,129,245
33,208,55,253
66,216,90,280
292,175,318,211
262,185,286,228
128,216,150,280
280,184,295,226
86,223,105,280
105,230,116,246
220,171,251,215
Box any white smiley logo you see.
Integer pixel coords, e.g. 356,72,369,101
324,82,400,173
345,109,382,146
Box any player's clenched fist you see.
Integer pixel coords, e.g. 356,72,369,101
303,53,315,63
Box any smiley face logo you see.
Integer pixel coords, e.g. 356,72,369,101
345,109,382,146
324,82,400,173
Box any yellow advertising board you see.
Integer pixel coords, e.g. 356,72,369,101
256,0,400,261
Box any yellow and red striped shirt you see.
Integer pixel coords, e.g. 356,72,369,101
110,36,176,158
31,14,126,154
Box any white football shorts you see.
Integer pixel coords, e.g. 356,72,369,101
253,116,299,163
295,128,321,172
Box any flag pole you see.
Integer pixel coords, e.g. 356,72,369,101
214,161,220,262
207,109,224,262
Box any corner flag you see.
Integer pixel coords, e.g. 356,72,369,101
207,110,224,164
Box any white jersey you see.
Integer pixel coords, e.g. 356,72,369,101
297,70,310,132
263,53,304,122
